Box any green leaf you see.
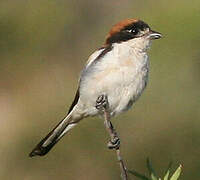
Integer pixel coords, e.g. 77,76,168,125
164,161,173,180
146,158,158,180
170,165,182,180
151,174,158,180
128,169,150,180
164,170,170,180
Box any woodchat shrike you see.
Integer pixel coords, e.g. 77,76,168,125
29,18,162,157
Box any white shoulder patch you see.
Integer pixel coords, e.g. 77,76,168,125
85,48,105,68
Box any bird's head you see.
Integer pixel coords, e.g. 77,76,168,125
105,19,162,51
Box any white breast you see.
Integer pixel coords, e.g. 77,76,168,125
79,43,149,117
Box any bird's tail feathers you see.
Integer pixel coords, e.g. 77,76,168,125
29,112,77,157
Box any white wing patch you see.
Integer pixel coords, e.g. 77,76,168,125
85,48,105,68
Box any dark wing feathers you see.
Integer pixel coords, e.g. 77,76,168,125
67,88,80,115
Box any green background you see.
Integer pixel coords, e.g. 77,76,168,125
0,0,200,179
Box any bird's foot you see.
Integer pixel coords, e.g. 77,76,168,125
107,136,120,150
96,94,120,150
95,94,109,111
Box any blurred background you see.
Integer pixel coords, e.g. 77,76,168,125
0,0,200,179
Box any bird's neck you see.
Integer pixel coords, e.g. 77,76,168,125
112,42,148,60
119,38,152,53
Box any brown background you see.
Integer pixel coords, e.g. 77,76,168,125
0,0,200,179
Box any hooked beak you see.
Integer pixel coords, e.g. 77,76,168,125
148,30,162,40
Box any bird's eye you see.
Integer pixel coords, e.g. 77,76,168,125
126,29,132,33
131,29,136,33
126,28,138,35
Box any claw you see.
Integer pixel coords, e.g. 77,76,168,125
96,94,120,150
96,95,104,103
107,136,120,150
95,94,109,110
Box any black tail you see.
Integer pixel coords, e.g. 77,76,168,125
29,114,75,157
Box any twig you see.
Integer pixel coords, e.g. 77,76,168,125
103,108,128,180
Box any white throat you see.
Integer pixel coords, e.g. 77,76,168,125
122,37,152,53
112,38,150,60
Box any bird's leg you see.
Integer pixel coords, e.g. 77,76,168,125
96,94,128,180
96,94,120,149
105,118,120,149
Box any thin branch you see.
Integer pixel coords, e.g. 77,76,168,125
103,109,128,180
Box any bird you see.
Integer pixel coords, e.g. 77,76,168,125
29,18,162,157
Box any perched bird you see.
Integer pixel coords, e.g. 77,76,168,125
29,18,162,157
